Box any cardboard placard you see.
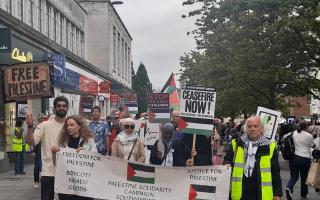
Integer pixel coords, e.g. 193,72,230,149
3,62,51,100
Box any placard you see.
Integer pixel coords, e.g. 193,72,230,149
179,85,216,136
3,63,51,100
148,93,170,123
256,106,281,140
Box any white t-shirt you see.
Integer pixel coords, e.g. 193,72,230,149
293,130,314,158
33,118,64,177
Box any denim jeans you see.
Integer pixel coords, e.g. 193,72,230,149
14,151,24,173
287,154,311,197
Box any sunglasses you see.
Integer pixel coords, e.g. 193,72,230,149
56,104,68,108
124,125,135,129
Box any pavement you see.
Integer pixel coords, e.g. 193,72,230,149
0,158,319,200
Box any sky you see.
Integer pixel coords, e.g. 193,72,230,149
114,0,200,89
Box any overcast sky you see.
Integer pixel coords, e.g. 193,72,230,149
114,0,199,89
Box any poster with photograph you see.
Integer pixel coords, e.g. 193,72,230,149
256,106,281,140
17,104,28,118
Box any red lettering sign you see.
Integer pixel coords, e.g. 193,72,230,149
80,75,98,96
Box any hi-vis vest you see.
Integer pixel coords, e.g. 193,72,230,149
12,135,23,152
231,139,276,200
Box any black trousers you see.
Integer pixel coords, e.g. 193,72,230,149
41,176,54,200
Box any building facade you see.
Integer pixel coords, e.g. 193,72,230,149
78,0,132,88
0,0,132,171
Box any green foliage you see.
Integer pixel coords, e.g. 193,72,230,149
180,0,320,117
132,63,152,114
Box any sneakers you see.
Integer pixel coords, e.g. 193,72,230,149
33,182,39,189
19,171,26,175
286,188,293,200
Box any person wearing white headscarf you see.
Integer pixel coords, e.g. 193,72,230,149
111,118,145,162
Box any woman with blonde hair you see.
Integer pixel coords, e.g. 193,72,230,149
52,115,97,200
111,118,145,162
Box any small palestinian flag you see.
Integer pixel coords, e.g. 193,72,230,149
127,163,155,184
189,184,216,200
124,103,138,115
149,108,170,123
178,117,213,137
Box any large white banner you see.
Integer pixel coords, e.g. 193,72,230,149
55,148,231,200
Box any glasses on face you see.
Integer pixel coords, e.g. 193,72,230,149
56,104,67,108
124,124,135,129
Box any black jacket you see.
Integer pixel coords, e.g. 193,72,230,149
180,134,212,166
149,139,185,166
224,139,282,200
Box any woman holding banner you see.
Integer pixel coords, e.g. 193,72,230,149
111,118,145,162
52,115,97,200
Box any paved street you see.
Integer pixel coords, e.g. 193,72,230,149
0,158,319,200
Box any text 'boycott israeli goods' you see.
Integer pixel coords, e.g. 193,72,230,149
179,86,216,136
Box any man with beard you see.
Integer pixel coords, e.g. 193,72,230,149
26,96,69,200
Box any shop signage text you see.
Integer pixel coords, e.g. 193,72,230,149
11,48,33,62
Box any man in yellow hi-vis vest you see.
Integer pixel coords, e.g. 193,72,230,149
12,126,26,175
224,116,282,200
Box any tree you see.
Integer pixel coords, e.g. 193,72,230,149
132,63,152,114
180,0,320,117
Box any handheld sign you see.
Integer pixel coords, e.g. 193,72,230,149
256,106,281,141
148,93,170,123
3,62,51,101
123,92,138,115
179,85,216,136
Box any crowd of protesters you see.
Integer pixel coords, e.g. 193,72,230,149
7,96,317,200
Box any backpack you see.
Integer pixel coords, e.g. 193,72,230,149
280,132,295,160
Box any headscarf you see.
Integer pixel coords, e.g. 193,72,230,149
240,134,270,177
115,131,138,145
157,123,175,158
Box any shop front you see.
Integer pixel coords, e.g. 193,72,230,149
0,28,51,170
49,61,110,120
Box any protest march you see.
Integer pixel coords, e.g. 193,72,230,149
2,1,320,200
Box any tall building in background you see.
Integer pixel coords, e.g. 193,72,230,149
0,0,132,172
78,0,132,89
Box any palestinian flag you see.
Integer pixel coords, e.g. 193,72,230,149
149,108,170,123
127,163,155,184
124,103,138,115
189,184,216,200
161,73,180,106
178,117,213,137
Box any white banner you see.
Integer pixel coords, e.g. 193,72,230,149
55,148,231,200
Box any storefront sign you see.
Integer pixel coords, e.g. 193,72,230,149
99,81,111,93
0,28,11,53
54,68,80,90
52,54,66,78
110,94,120,103
0,36,47,65
11,48,33,62
3,63,51,100
80,75,98,96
